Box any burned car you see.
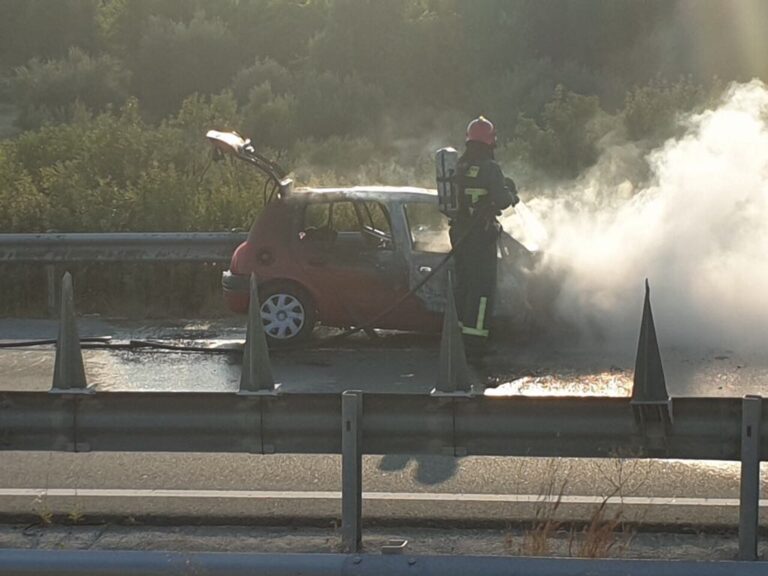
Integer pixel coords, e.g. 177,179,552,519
208,130,536,345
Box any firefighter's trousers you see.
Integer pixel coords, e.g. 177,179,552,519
450,223,498,357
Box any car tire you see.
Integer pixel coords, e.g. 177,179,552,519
258,282,316,347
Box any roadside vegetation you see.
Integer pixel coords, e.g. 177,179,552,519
1,0,766,314
511,457,647,558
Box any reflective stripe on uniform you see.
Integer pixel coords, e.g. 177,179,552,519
464,188,487,204
464,164,487,209
460,296,490,338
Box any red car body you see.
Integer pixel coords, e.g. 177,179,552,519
222,186,452,343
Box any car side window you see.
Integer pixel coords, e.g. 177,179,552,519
301,199,393,250
359,201,393,250
304,202,329,227
404,202,451,253
330,201,361,233
301,202,336,242
300,200,363,243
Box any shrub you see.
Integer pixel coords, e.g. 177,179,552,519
295,72,384,140
12,48,130,129
0,144,47,231
510,86,614,178
241,85,299,151
231,58,294,104
623,77,719,144
131,13,239,118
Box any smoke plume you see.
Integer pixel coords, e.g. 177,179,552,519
508,80,768,351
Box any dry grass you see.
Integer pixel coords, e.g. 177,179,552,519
519,507,562,556
518,468,568,556
569,490,631,558
513,458,637,559
67,505,85,524
32,494,53,526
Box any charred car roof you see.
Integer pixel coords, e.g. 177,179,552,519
285,186,437,204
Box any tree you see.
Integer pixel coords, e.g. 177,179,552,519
131,13,239,118
0,144,46,231
231,58,294,105
512,86,610,178
295,71,384,140
0,0,100,68
308,0,409,89
211,0,329,67
12,48,130,129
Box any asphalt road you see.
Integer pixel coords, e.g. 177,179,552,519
1,317,768,527
1,451,766,526
2,317,767,396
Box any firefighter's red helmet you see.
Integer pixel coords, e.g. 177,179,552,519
466,116,496,146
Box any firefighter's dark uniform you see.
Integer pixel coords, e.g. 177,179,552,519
449,156,515,357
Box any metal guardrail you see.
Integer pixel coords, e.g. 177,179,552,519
0,232,247,263
0,390,764,557
0,394,765,575
0,232,247,315
0,391,760,459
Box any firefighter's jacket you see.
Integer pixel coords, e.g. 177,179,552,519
452,157,514,237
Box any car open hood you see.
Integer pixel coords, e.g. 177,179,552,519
206,130,293,198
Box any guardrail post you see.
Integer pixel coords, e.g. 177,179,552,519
739,395,762,561
631,280,672,448
342,390,363,553
432,271,472,396
51,272,89,393
239,273,279,395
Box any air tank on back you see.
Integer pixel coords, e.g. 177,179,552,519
435,147,459,219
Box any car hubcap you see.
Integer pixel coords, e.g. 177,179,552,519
261,293,305,340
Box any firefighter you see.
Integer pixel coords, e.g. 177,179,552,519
450,116,518,360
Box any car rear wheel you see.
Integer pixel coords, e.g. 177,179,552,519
259,282,316,346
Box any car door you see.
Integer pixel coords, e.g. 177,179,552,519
402,201,452,313
295,198,404,326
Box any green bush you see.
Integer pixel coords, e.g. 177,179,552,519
131,13,240,118
623,78,720,143
295,72,384,140
293,136,377,172
12,48,130,129
7,94,261,233
241,84,299,151
0,144,47,231
510,86,614,178
0,0,101,68
231,58,294,104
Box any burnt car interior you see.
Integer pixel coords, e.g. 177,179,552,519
300,200,393,250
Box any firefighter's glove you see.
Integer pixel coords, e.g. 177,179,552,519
504,177,520,207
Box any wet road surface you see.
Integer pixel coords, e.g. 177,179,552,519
2,317,766,397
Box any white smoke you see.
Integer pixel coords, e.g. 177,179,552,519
509,80,768,351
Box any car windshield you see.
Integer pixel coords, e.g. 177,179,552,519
404,203,450,253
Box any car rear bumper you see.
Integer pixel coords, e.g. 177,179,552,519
222,270,249,313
